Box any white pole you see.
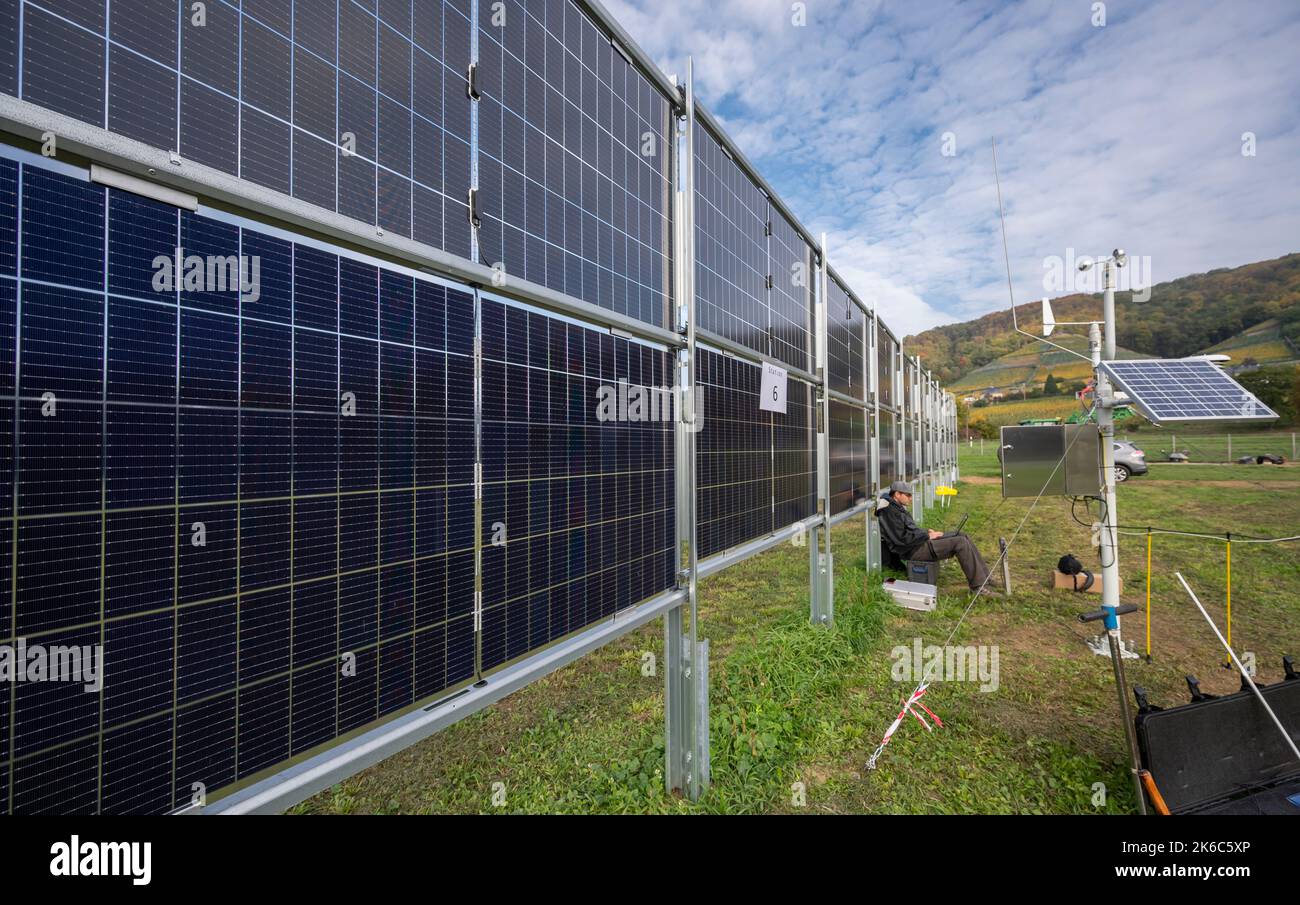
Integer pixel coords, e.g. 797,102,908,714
1175,573,1300,763
1093,322,1123,633
1103,261,1117,361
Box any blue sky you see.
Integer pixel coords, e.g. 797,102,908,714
606,0,1300,336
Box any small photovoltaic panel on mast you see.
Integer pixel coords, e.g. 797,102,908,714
1100,359,1279,425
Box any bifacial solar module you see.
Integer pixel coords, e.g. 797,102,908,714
474,0,673,327
772,376,816,528
477,294,675,673
877,325,897,410
0,151,477,814
767,210,813,370
878,411,899,487
694,125,768,357
695,347,771,558
8,0,474,258
826,275,865,400
1101,359,1280,424
695,346,815,558
828,400,867,515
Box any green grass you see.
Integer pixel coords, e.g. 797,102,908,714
291,447,1300,815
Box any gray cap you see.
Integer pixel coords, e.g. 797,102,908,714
889,480,914,496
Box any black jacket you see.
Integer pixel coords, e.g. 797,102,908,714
877,494,929,558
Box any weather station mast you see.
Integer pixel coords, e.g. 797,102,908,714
1078,251,1127,631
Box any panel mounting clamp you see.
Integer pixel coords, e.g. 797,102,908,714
466,62,482,100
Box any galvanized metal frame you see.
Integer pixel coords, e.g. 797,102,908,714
809,235,834,625
201,586,689,814
666,60,707,801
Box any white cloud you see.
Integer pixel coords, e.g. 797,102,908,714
603,0,1300,336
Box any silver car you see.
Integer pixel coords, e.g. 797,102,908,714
1112,440,1148,482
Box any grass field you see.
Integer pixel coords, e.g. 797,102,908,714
292,449,1300,814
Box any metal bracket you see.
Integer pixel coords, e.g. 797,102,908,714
466,62,482,100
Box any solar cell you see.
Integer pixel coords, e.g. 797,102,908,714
1101,359,1280,424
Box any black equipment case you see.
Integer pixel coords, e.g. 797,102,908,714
1135,668,1300,814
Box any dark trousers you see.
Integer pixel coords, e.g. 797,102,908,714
906,534,991,591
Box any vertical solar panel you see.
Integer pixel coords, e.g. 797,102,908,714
7,0,474,258
694,124,768,355
826,275,864,400
695,347,770,558
828,400,866,515
474,0,673,327
876,324,897,411
0,152,476,813
879,411,898,486
478,294,675,672
772,377,815,528
767,208,812,370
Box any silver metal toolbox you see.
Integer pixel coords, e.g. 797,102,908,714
882,578,937,612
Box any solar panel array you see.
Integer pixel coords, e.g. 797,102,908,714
5,0,478,259
0,147,680,814
474,0,673,327
478,295,674,671
1101,359,1279,424
0,0,964,814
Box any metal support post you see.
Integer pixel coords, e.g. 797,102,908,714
810,233,833,625
666,59,707,800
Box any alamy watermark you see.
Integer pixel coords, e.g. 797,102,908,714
152,246,261,304
1042,248,1151,303
891,637,1000,692
594,379,704,432
1,639,104,692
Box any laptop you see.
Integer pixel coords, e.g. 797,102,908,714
940,513,969,539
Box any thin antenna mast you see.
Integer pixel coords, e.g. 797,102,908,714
991,139,1091,363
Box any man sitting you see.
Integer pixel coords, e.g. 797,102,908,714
877,481,1002,597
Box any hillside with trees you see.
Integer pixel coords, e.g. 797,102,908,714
906,253,1300,385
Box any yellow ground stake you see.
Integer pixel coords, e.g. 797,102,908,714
1224,535,1232,668
1145,529,1152,659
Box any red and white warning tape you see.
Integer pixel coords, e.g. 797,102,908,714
864,683,942,770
